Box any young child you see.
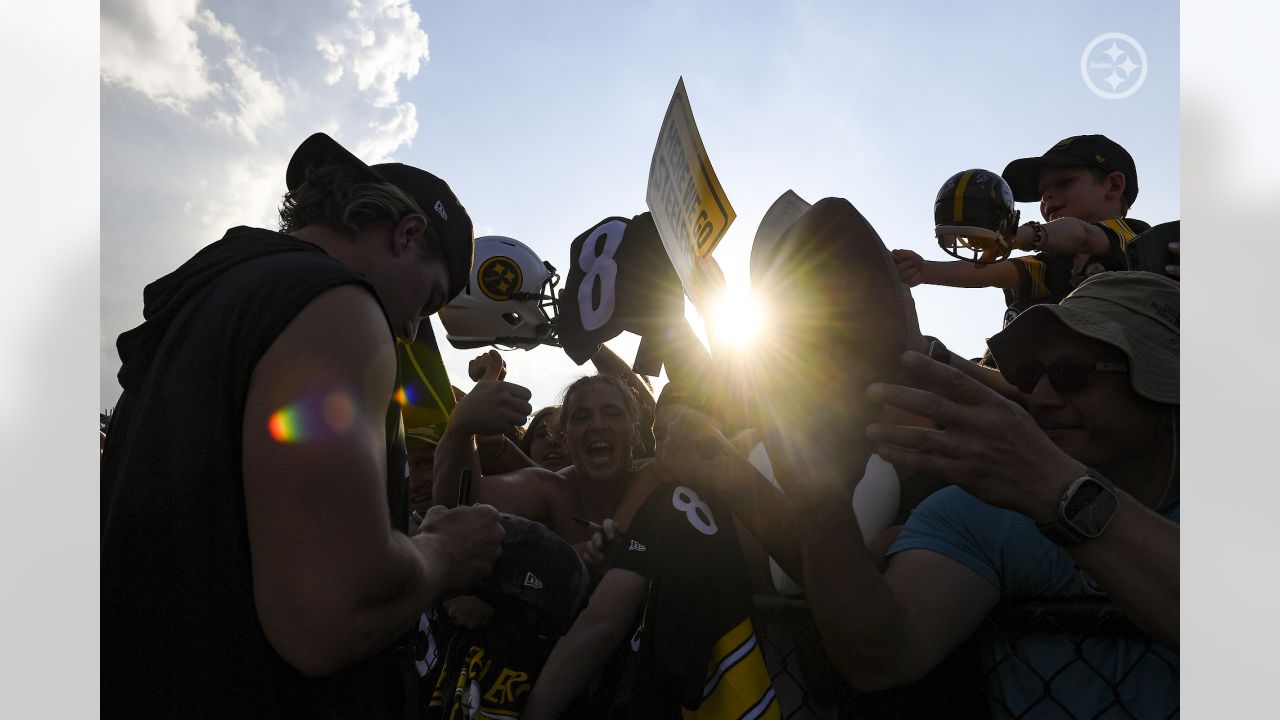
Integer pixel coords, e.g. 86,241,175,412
894,135,1151,330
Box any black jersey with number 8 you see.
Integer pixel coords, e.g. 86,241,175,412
558,212,685,374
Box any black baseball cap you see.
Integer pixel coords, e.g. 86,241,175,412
1001,135,1138,208
286,132,475,303
474,514,589,638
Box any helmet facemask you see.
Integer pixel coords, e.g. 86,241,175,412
933,169,1021,266
439,236,563,350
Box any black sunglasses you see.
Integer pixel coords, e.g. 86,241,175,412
1011,358,1128,395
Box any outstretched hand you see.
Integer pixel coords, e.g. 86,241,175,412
577,518,618,574
892,249,926,287
656,410,737,493
865,351,1084,523
451,356,531,436
468,349,507,382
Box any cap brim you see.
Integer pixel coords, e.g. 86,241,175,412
988,301,1178,404
286,133,384,191
1001,155,1089,203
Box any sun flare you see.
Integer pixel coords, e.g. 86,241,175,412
707,290,768,349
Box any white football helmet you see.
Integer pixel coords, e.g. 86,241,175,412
439,236,560,350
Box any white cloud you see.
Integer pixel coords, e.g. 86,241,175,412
316,0,430,107
101,0,215,112
101,0,286,143
355,102,419,163
101,0,436,408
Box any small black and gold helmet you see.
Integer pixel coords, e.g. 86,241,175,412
933,169,1020,265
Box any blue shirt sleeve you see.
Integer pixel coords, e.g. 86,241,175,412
888,486,1011,590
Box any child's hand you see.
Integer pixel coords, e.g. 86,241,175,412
891,249,925,287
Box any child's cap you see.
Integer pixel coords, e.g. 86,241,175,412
1001,135,1138,208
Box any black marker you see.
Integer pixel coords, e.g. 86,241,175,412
572,516,604,533
458,467,473,507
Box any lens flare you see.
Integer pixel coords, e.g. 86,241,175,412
268,406,305,443
707,290,768,349
268,390,358,443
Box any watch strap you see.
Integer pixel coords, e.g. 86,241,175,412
1037,468,1118,547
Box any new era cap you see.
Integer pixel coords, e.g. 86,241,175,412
1001,134,1138,208
286,132,475,303
474,514,589,638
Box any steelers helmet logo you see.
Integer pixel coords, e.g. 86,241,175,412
478,255,523,301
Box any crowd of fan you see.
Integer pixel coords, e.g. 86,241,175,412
101,131,1179,719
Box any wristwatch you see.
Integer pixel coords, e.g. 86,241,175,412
922,336,952,365
1037,468,1119,546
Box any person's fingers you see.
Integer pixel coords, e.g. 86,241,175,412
866,381,965,427
897,351,1001,406
487,350,507,381
502,382,533,402
603,518,617,542
872,443,951,479
581,544,604,565
865,422,960,458
480,357,503,381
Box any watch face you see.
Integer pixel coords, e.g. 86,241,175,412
1065,477,1118,538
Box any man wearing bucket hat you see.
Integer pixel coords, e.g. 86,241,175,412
784,271,1179,717
102,133,507,718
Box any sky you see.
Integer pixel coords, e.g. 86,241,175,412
99,0,1179,415
22,0,1267,713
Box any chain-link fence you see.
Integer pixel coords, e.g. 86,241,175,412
751,596,1179,719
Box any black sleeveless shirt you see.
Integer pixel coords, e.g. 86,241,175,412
102,227,414,719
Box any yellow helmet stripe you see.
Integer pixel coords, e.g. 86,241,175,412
953,170,975,222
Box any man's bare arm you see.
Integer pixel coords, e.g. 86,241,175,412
1065,492,1180,648
769,446,1000,689
590,343,657,416
243,285,502,676
523,568,648,719
431,362,532,508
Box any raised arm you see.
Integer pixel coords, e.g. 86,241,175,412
892,248,1020,290
522,568,648,720
656,410,804,583
590,343,657,417
242,285,504,676
431,358,533,508
760,423,1000,690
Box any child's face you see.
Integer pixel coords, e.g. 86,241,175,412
1035,166,1117,223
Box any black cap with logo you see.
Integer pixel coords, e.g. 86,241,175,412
1001,135,1138,208
473,514,589,638
286,132,475,303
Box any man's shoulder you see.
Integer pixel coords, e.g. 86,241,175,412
497,466,578,504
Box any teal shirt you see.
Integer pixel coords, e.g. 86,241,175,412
889,486,1178,719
